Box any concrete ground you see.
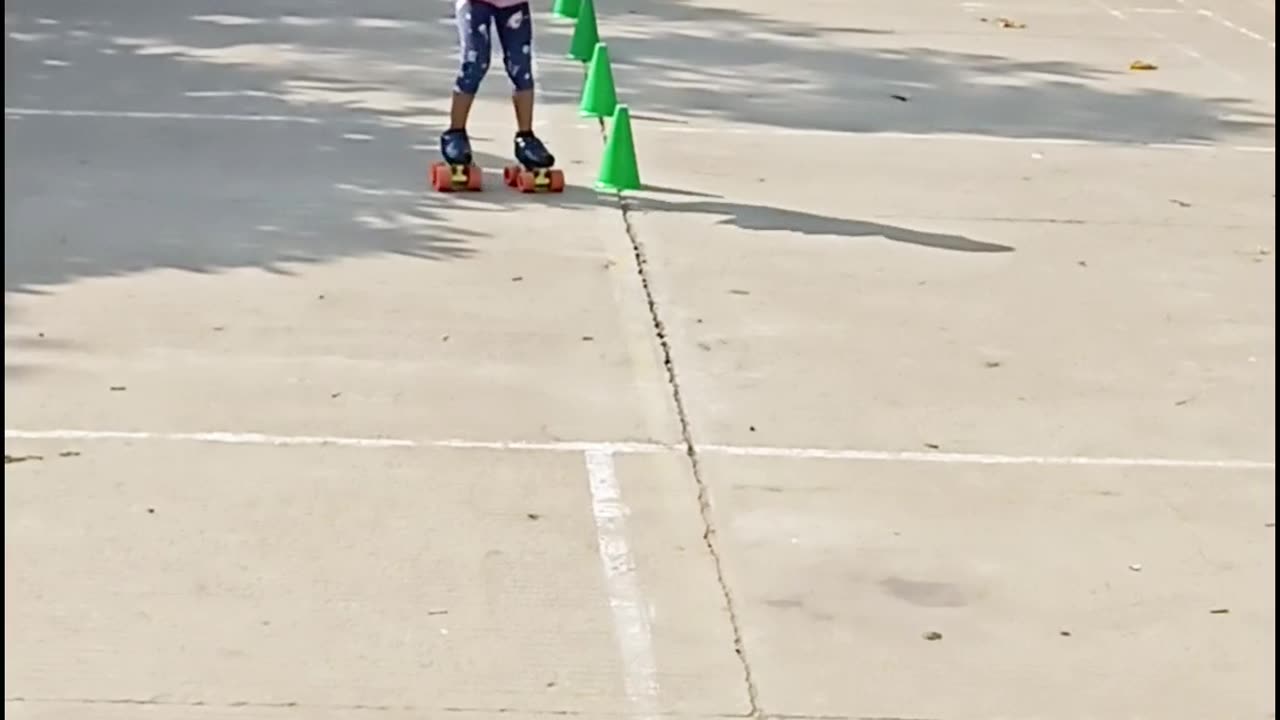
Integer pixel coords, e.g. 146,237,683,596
4,0,1275,718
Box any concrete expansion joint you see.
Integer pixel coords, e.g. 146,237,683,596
594,117,764,718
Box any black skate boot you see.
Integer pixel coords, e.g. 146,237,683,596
504,131,565,193
514,131,555,169
440,128,473,166
430,128,483,192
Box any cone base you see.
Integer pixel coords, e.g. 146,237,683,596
595,181,641,193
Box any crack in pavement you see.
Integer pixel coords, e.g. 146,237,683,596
591,114,763,718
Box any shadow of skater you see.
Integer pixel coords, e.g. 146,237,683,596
629,197,1014,253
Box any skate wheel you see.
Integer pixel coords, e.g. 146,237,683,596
503,165,520,187
466,165,484,191
548,169,566,193
517,171,537,193
431,164,453,192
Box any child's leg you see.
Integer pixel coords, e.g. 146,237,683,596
449,0,495,131
492,2,536,133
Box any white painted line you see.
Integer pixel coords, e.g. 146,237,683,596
3,428,415,448
1177,0,1275,47
5,429,1275,471
2,106,552,132
434,437,675,454
4,107,325,124
700,444,1277,470
6,106,1271,153
583,450,660,719
1,428,673,454
1089,0,1260,87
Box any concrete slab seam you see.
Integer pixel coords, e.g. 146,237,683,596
584,450,661,719
609,125,1277,152
592,106,764,715
4,429,1274,470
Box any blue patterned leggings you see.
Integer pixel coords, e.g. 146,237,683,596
453,1,535,95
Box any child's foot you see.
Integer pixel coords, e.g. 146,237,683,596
514,131,555,170
440,128,473,165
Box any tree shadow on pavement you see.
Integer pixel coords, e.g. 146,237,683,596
4,1,549,294
3,0,1267,297
4,114,485,292
573,0,1274,143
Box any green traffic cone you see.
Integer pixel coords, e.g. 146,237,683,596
568,0,599,62
579,43,618,118
597,104,641,192
552,0,581,20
